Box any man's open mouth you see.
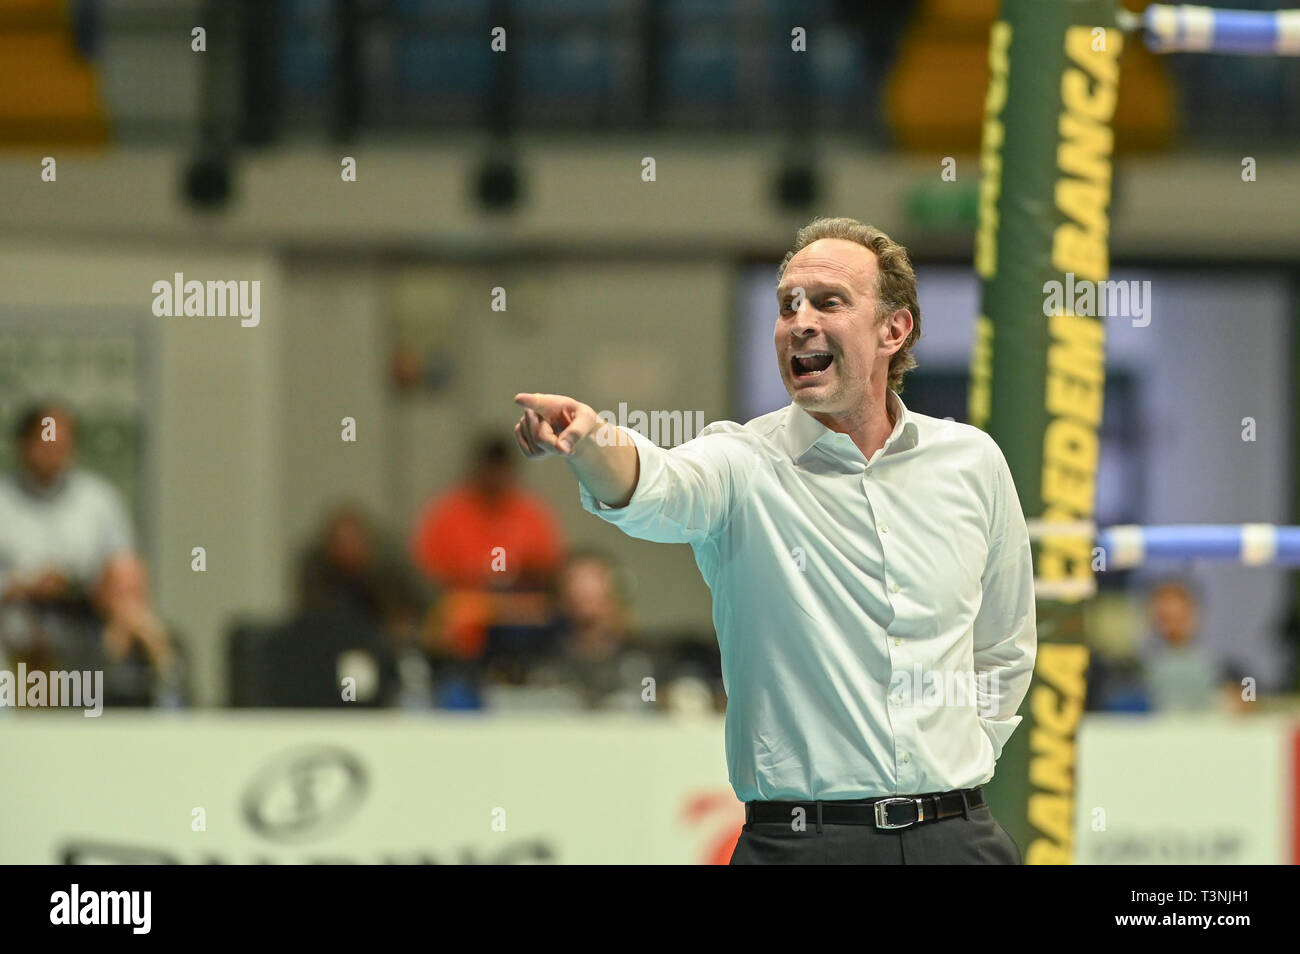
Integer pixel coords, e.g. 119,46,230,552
791,352,834,378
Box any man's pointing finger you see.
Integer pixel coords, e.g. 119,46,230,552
514,392,549,412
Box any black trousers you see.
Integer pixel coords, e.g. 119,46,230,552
729,801,1022,865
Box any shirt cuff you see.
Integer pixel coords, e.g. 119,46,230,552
577,426,663,524
979,714,1022,762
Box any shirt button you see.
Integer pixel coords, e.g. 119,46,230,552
893,637,901,647
865,467,872,476
890,583,900,593
903,753,911,763
879,525,889,534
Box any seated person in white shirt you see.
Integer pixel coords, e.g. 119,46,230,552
0,403,176,698
511,217,1036,865
1141,578,1229,713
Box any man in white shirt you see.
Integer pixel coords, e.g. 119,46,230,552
513,217,1036,864
0,404,176,685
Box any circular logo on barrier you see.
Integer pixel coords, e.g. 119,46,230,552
241,746,368,842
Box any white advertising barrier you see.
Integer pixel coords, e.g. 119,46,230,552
6,710,1292,865
1075,714,1298,864
0,712,744,865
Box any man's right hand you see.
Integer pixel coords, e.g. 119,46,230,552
512,392,640,509
512,392,601,458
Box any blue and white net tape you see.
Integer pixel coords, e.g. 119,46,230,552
1026,521,1300,568
1141,3,1300,56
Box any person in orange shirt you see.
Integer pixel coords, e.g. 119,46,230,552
410,437,565,659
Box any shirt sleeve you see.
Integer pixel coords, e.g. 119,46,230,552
578,423,750,546
972,437,1038,761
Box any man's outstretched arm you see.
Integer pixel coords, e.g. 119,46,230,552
513,392,640,508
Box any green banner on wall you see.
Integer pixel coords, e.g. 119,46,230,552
970,0,1121,864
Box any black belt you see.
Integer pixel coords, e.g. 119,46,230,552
745,787,985,831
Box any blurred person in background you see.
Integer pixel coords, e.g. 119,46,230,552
297,502,432,708
0,402,180,706
1140,579,1233,713
299,501,427,648
524,549,655,711
409,436,564,669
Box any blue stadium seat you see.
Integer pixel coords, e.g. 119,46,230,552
520,36,610,98
666,0,737,23
515,0,635,17
282,34,332,96
399,36,492,96
392,0,491,20
283,0,333,31
766,0,834,17
809,28,867,100
665,39,738,106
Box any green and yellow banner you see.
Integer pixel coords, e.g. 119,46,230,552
970,0,1121,864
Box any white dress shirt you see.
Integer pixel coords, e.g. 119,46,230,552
579,391,1037,801
0,469,134,592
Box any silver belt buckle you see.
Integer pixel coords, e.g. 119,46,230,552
874,797,922,830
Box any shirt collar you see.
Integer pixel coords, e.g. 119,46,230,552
783,390,918,464
15,468,71,501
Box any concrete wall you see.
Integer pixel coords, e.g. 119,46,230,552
2,142,1298,258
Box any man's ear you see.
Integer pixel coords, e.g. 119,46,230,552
880,307,913,356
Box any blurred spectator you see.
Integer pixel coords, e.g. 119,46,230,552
526,550,654,711
299,502,427,647
410,436,564,661
297,502,432,708
0,402,181,706
1140,579,1225,713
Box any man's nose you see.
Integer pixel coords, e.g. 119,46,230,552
789,310,820,338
